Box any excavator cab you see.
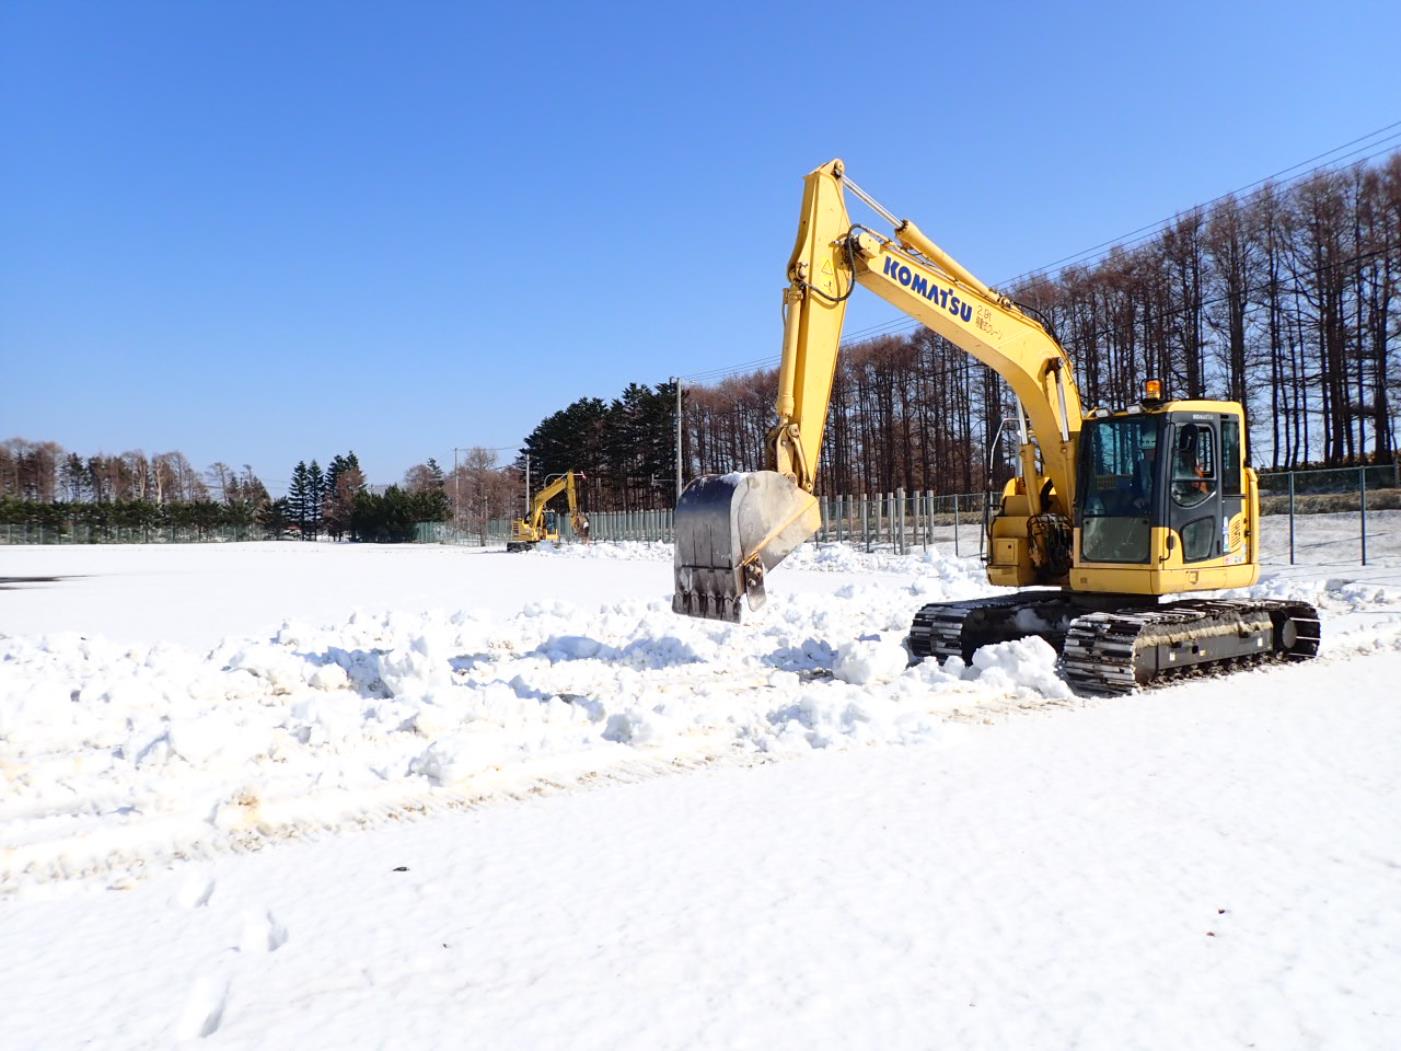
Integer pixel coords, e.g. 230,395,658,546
1073,403,1254,594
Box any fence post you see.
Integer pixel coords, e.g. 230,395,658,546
861,493,870,552
908,490,916,553
896,487,905,555
1288,471,1295,566
953,492,961,557
1360,466,1368,567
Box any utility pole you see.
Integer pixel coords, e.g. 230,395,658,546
525,454,531,516
672,376,683,501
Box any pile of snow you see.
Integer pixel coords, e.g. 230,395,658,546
1224,572,1401,616
832,634,909,684
0,577,1048,889
5,539,1401,892
963,636,1075,699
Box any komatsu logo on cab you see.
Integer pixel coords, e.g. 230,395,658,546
882,256,974,323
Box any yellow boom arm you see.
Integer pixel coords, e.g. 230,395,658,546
773,158,1083,516
674,159,1085,620
526,471,582,533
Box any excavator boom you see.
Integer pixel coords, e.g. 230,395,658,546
674,159,1082,619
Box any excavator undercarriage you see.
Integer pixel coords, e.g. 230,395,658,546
909,593,1320,694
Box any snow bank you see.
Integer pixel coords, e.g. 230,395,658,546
5,538,1400,891
0,570,1032,890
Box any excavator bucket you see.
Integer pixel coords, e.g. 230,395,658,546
672,471,821,622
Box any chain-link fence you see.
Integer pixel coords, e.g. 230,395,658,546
1256,464,1401,566
419,465,1401,568
434,520,519,546
17,468,1373,556
0,523,260,544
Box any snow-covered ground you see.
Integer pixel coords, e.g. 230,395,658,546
3,515,1401,1048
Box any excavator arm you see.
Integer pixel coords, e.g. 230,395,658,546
526,473,571,533
510,470,585,549
674,159,1085,621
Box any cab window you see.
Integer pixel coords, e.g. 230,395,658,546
1171,423,1216,508
1221,417,1242,496
1078,416,1158,564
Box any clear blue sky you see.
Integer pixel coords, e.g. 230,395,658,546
3,1,1398,493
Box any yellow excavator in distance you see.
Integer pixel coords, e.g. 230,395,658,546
508,470,587,552
672,159,1320,693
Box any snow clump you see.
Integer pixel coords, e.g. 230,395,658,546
833,635,910,685
963,636,1073,699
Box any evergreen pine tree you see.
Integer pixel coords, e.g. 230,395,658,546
288,461,311,538
323,450,366,541
258,496,292,539
307,460,325,539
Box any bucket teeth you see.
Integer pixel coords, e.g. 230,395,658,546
672,566,746,622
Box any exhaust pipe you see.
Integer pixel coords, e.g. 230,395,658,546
672,471,821,622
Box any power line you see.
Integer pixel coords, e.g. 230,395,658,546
994,123,1401,287
863,133,1401,353
680,123,1401,387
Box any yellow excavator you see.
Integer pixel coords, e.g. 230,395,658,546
508,470,587,552
672,159,1319,693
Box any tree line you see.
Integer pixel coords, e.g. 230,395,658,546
518,152,1400,507
1012,154,1399,470
516,383,676,514
0,440,454,542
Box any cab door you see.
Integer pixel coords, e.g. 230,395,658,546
1166,414,1222,561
